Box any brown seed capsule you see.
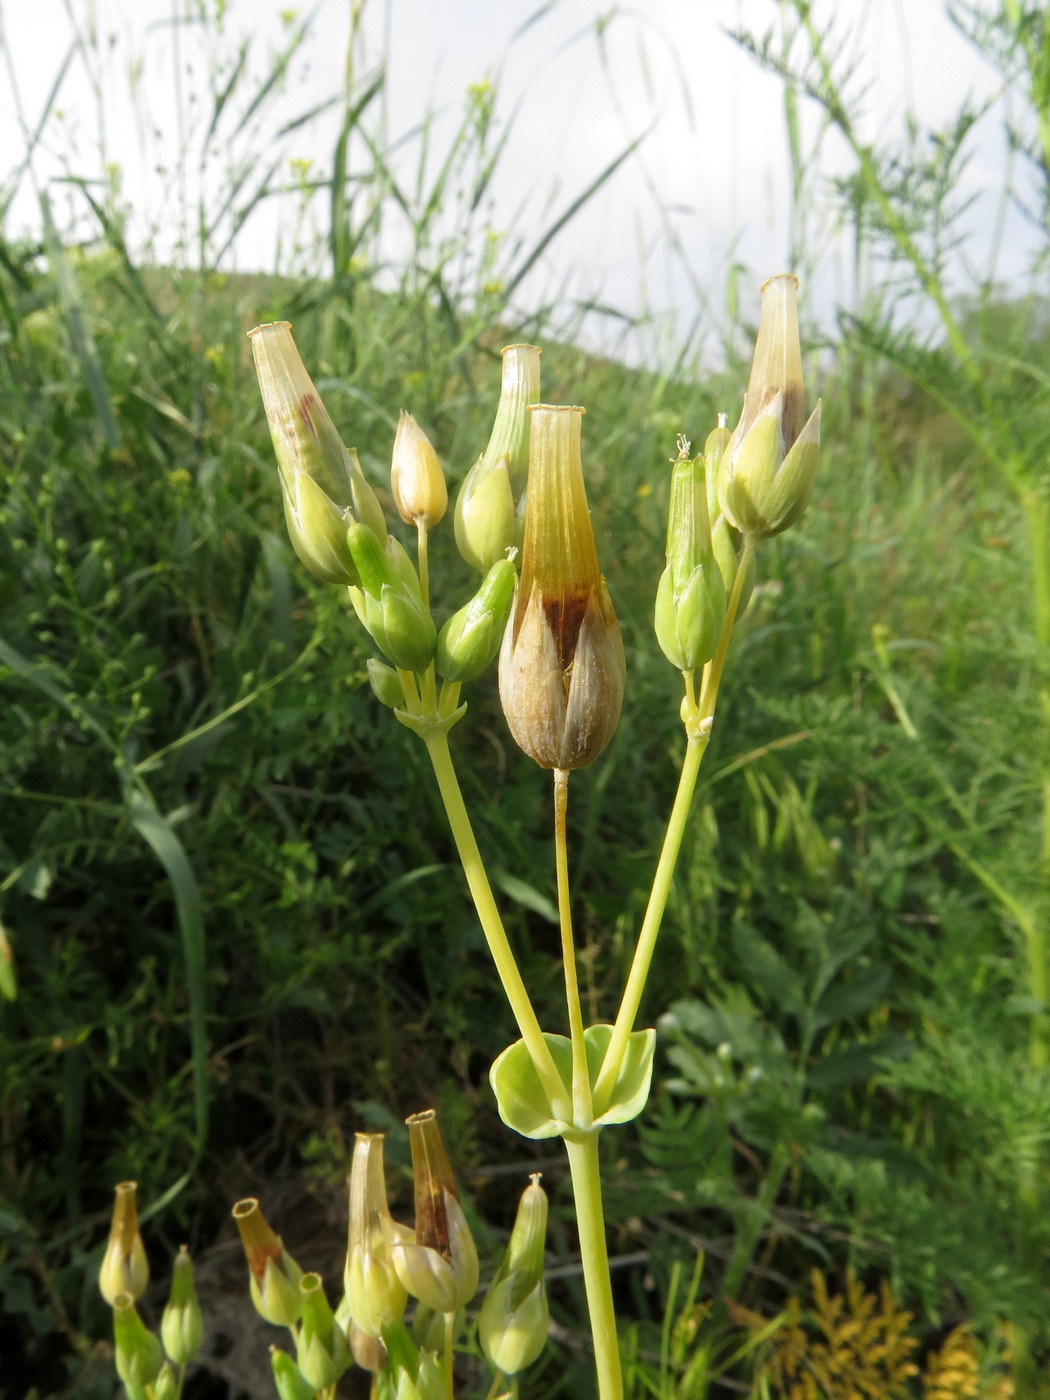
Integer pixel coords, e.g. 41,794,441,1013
498,405,625,770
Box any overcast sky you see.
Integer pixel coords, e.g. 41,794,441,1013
0,0,1035,361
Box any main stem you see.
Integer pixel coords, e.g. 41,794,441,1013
424,732,569,1119
564,1133,622,1400
554,768,593,1125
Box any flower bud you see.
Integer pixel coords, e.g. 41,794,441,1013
347,522,437,672
498,405,625,771
392,411,448,528
343,1133,408,1339
717,274,821,540
112,1293,164,1390
436,556,517,682
367,657,404,708
99,1181,149,1305
270,1347,316,1400
654,440,727,673
456,344,540,571
392,1110,478,1314
296,1272,351,1390
232,1197,303,1328
153,1363,177,1400
248,321,387,584
479,1175,549,1375
160,1246,204,1366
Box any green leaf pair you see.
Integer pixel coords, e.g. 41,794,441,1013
490,1024,655,1140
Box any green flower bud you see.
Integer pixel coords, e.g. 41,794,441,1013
392,411,447,528
654,441,726,673
436,556,517,682
112,1293,164,1390
248,322,387,585
717,274,821,541
99,1181,149,1306
232,1197,303,1328
270,1347,316,1400
455,344,540,571
160,1246,204,1366
153,1364,177,1400
410,1302,448,1354
367,658,404,708
704,420,731,525
347,523,436,672
296,1273,351,1390
479,1175,549,1375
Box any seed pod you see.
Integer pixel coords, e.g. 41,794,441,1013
498,406,625,770
99,1181,149,1305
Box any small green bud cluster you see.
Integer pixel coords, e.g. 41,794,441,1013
655,274,819,720
97,1182,206,1398
249,327,548,728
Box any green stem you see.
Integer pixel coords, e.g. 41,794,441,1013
554,768,593,1126
443,1309,455,1400
423,731,569,1119
417,519,431,609
1024,488,1050,888
720,1139,792,1301
564,1133,622,1400
592,731,707,1116
593,542,754,1113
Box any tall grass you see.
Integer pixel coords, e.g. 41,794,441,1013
1,2,1047,1398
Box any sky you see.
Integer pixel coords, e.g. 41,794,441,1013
0,0,1036,362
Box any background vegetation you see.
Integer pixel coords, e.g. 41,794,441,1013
1,2,1049,1398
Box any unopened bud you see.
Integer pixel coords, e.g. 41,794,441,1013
456,344,540,571
99,1181,149,1305
392,1110,478,1314
232,1197,303,1328
296,1272,351,1390
392,411,447,528
153,1363,177,1400
654,442,726,672
160,1246,204,1366
112,1293,164,1390
479,1174,549,1375
717,275,821,540
347,523,436,672
367,658,404,708
248,322,387,584
436,556,517,682
499,406,625,770
270,1347,315,1400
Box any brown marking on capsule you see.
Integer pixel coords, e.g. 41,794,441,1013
296,392,320,439
247,1242,282,1285
542,587,591,670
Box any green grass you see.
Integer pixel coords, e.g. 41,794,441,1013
2,3,1050,1398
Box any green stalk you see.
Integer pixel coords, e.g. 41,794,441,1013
1024,488,1050,888
719,1139,791,1301
423,732,569,1120
554,768,593,1126
564,1133,622,1400
594,542,754,1114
